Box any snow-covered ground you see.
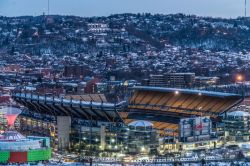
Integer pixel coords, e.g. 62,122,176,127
3,162,250,166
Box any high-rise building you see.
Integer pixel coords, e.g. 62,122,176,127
223,111,250,142
148,73,195,88
149,74,165,87
87,23,110,33
63,65,90,78
195,76,219,87
165,73,195,88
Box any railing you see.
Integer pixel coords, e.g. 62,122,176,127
79,155,228,164
12,92,127,122
12,92,126,111
128,103,219,116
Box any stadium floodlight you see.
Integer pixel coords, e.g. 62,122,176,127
0,107,22,127
175,91,179,95
198,92,202,96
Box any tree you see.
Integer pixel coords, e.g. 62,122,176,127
201,158,206,166
10,46,15,55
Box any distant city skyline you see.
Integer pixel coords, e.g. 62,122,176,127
0,0,248,18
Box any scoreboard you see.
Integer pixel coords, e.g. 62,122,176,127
179,116,212,142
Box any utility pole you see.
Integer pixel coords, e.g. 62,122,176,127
245,0,247,17
48,0,50,15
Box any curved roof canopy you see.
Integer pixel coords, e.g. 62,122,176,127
128,120,153,127
227,111,250,117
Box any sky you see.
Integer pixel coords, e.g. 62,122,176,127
0,0,247,18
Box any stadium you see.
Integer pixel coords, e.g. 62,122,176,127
12,86,243,154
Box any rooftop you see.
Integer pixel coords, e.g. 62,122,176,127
128,120,153,127
131,86,241,98
227,111,250,117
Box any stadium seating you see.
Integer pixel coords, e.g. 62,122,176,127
64,94,107,102
128,87,242,117
126,86,243,133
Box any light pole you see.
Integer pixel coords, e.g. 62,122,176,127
235,74,245,97
47,0,50,15
245,0,247,17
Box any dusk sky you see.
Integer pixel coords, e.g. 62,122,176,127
0,0,247,18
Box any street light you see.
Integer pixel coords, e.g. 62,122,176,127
111,138,115,143
236,74,244,82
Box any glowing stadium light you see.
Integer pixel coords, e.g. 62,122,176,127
175,91,179,95
198,92,202,96
111,138,115,143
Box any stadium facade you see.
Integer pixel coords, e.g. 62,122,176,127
12,86,243,155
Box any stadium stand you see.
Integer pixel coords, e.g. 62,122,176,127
64,94,107,102
12,86,243,136
125,86,243,134
129,86,242,117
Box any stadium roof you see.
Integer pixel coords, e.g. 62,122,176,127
12,93,125,122
131,86,241,98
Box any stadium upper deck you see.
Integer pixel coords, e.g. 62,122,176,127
12,93,125,122
12,86,243,135
128,86,242,118
122,86,243,134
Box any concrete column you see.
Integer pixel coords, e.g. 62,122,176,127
100,125,106,150
57,116,71,150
